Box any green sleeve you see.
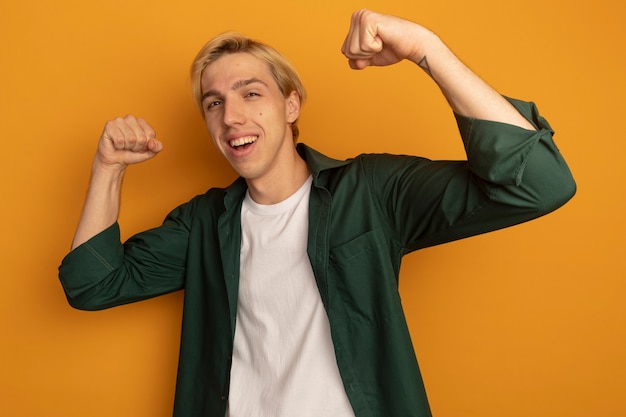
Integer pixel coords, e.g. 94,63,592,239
363,97,576,252
58,203,193,310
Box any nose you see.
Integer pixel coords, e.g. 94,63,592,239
222,100,245,127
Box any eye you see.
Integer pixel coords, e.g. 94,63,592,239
206,100,222,110
245,91,260,98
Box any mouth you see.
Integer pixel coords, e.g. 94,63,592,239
229,135,258,149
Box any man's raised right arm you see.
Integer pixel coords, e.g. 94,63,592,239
71,115,163,250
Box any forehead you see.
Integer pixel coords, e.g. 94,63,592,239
200,52,275,92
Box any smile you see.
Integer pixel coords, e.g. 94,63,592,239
229,136,258,148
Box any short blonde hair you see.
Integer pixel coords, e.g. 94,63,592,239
191,32,307,140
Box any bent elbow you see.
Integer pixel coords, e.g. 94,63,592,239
517,136,577,216
64,291,110,312
531,164,577,216
543,176,576,214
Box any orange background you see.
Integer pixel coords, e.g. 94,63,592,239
1,0,624,416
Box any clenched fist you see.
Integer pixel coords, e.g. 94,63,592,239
96,115,163,168
341,9,434,70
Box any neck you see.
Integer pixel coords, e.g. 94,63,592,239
246,145,310,205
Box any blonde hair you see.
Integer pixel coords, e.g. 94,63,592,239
191,32,307,140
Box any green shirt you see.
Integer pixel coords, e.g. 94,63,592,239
59,98,575,417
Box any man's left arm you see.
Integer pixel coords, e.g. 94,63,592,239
342,9,576,250
341,9,535,129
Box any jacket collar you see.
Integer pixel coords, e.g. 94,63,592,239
223,177,247,210
296,143,351,181
223,142,349,206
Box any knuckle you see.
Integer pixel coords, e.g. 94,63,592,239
126,132,138,144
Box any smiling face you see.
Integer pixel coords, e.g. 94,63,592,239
200,52,301,183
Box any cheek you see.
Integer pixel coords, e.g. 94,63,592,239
204,119,219,138
204,124,221,149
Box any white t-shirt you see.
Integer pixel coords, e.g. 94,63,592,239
227,177,355,417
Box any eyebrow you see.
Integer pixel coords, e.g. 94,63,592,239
201,78,268,102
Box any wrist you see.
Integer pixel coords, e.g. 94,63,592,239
405,26,441,64
91,158,126,189
92,156,126,177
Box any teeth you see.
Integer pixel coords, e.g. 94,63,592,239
230,136,257,148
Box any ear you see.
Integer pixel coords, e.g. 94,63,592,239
285,90,301,123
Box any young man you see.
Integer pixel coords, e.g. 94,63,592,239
59,9,575,417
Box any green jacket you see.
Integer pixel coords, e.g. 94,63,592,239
59,98,575,417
